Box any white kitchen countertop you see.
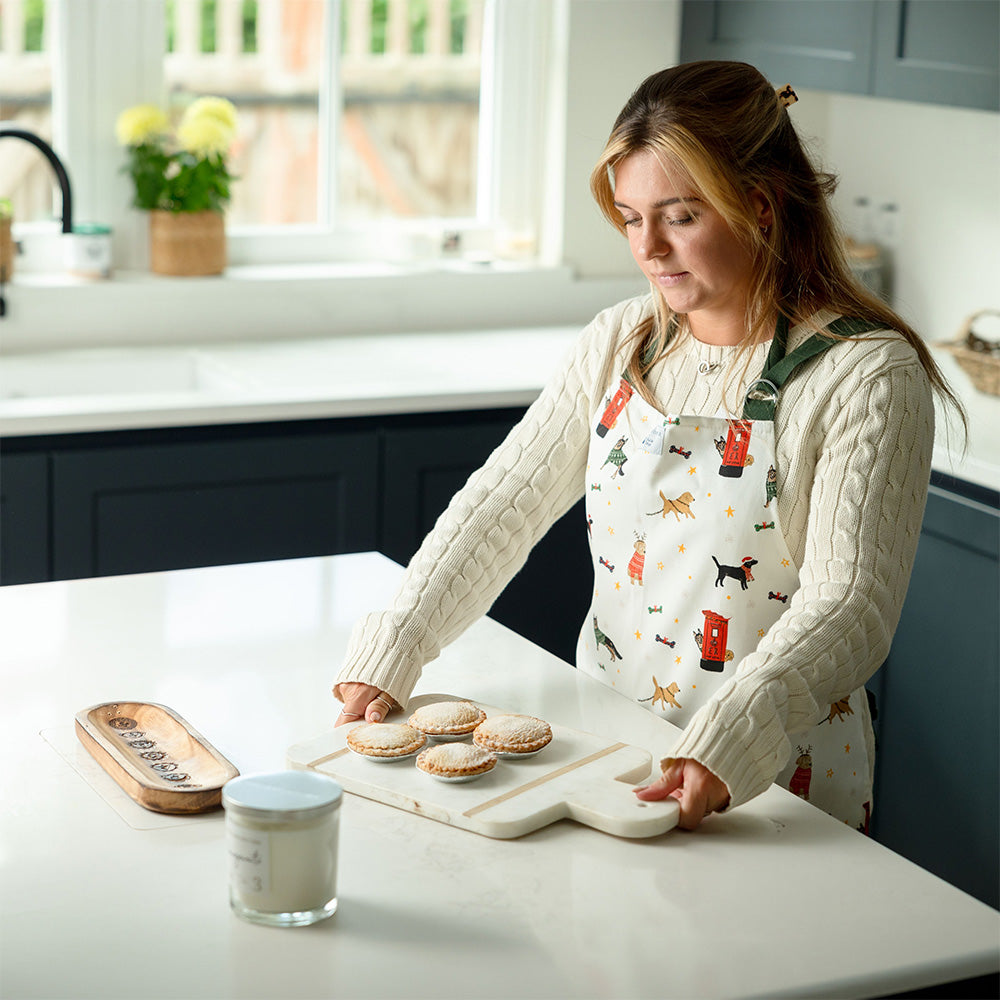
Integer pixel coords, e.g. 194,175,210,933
0,326,582,436
1,328,997,495
1,552,997,1000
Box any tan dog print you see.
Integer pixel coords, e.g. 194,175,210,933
824,696,854,724
639,676,682,711
648,490,696,521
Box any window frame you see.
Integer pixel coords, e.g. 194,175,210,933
40,0,557,271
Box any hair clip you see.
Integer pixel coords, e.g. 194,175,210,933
776,84,798,108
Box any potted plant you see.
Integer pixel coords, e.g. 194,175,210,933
116,97,238,276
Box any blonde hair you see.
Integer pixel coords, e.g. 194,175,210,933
590,61,964,425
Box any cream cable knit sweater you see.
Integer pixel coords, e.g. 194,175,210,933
336,294,934,810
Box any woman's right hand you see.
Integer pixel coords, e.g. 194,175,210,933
334,682,397,726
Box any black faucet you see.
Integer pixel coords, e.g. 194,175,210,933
0,125,73,234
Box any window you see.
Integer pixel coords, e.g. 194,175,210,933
165,0,484,228
0,0,54,223
8,0,553,270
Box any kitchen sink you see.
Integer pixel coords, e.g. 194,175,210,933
0,348,250,400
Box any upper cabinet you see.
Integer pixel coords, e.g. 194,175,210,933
680,0,999,112
872,0,999,109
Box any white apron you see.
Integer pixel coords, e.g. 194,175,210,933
576,317,879,831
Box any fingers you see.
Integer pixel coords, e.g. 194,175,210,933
633,757,729,830
633,757,682,801
364,691,396,723
333,682,397,727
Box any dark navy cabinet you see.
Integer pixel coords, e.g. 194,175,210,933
681,0,1000,111
0,450,49,585
48,423,380,580
871,481,1000,909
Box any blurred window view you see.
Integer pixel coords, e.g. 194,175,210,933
165,0,484,226
0,0,483,228
0,0,53,222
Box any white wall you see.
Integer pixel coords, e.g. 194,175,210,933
791,90,1000,344
557,0,683,279
792,91,1000,482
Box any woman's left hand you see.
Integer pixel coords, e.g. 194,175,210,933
633,757,730,830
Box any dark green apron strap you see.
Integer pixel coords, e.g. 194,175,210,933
743,315,885,420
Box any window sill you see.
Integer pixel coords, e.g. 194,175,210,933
1,260,645,354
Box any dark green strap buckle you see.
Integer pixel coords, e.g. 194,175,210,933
742,315,883,420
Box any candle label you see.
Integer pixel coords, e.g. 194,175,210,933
227,825,270,895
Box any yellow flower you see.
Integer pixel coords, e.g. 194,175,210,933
181,96,238,134
115,104,169,146
177,115,234,158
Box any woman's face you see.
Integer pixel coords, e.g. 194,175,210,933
613,148,768,344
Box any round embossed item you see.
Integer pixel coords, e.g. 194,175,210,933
416,742,498,781
346,722,426,759
408,701,487,738
473,714,553,756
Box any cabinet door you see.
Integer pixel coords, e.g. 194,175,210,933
381,410,592,665
680,0,876,93
872,486,999,908
51,424,378,580
873,0,999,110
0,451,50,585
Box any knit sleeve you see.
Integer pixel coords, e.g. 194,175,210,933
333,296,646,705
670,339,935,808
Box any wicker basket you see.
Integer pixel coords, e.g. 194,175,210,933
149,209,226,276
938,309,1000,397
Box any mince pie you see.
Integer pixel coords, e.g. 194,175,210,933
473,714,552,756
408,700,487,738
415,742,497,780
346,722,426,759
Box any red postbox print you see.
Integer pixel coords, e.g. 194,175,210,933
596,378,634,437
699,609,730,672
718,419,752,478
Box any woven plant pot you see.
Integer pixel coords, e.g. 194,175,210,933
149,209,226,276
0,217,14,282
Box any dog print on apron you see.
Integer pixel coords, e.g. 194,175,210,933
576,316,880,832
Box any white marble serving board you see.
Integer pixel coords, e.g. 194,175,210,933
286,694,679,839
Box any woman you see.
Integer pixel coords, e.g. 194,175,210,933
333,61,962,831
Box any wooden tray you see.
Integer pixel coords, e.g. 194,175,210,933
75,702,239,814
288,694,679,839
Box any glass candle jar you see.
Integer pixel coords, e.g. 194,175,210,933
68,223,112,279
222,770,342,927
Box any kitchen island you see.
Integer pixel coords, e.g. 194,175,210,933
1,552,997,1000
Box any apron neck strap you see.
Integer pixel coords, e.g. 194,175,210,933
742,315,884,420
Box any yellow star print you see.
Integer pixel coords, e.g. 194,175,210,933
725,506,735,517
844,743,851,754
615,581,621,591
634,629,642,641
826,768,834,778
657,561,664,570
678,544,685,553
782,558,790,567
688,466,697,475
